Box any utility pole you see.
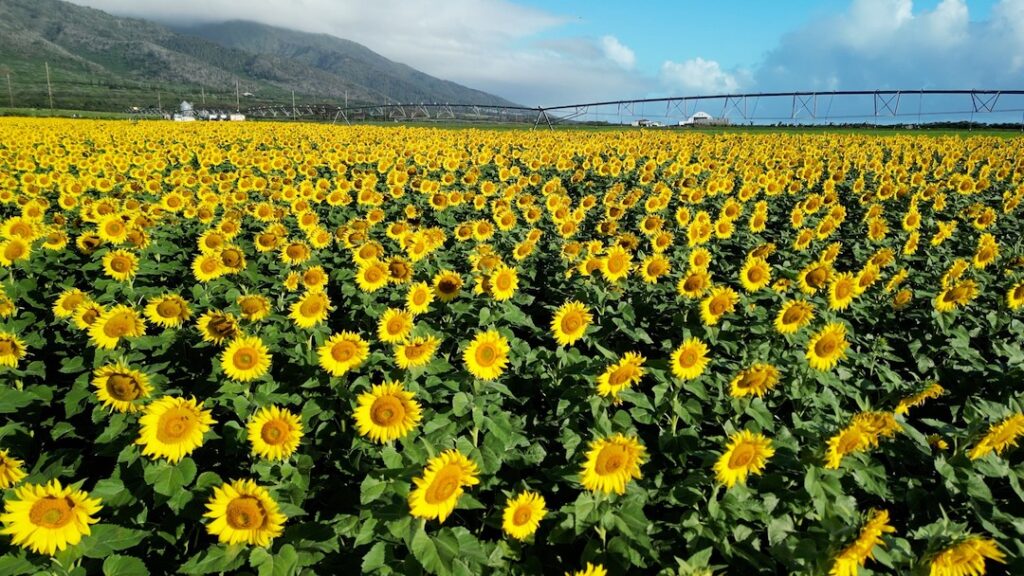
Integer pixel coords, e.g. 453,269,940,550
157,87,162,110
292,89,296,118
201,86,206,105
45,62,54,110
235,79,240,111
2,69,12,108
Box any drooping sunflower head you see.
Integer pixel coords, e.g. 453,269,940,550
502,491,547,541
928,537,1006,576
247,405,303,460
92,361,152,412
0,448,27,489
354,381,422,443
0,479,103,555
551,300,592,347
317,331,370,377
136,396,216,463
408,450,480,523
204,479,287,547
580,433,646,495
713,430,775,488
0,331,27,368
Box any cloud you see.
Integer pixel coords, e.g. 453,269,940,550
659,58,745,94
600,36,635,70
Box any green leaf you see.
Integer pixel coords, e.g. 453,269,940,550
767,515,794,546
144,458,198,497
251,544,298,576
360,475,388,505
81,524,148,558
411,523,449,575
0,387,34,414
362,542,387,573
103,555,149,576
0,551,36,576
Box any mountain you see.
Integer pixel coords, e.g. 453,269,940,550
0,0,516,112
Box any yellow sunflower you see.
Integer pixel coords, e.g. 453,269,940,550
289,290,331,329
204,479,286,546
797,261,832,294
237,294,271,321
247,405,304,460
221,335,271,382
1007,281,1024,310
729,363,780,398
828,272,857,311
928,537,1005,576
0,449,27,489
408,449,480,523
596,352,646,399
774,299,814,334
714,430,774,488
638,254,670,284
551,301,592,347
464,329,510,380
806,322,849,371
566,564,608,576
406,282,434,315
192,252,224,282
676,268,712,298
144,293,191,328
52,288,88,319
433,270,463,302
196,310,239,345
829,509,895,576
580,433,645,494
601,246,632,283
354,381,422,443
318,331,370,377
88,305,146,350
136,396,215,463
0,479,102,555
670,337,709,380
739,257,772,292
700,286,739,326
502,491,547,540
356,260,390,292
0,237,31,266
72,300,104,331
395,335,441,370
894,382,944,415
489,264,519,301
378,308,414,344
102,249,138,282
0,331,27,368
969,412,1024,460
92,361,152,412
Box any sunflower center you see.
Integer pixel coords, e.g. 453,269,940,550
606,254,626,274
0,340,14,356
815,335,839,357
82,308,100,325
371,395,405,426
29,497,75,529
680,350,698,367
836,281,853,299
404,343,426,360
474,344,498,367
365,267,383,282
387,318,406,335
807,268,828,288
331,341,356,362
596,444,627,475
226,497,266,530
209,317,236,338
4,242,25,260
728,443,756,469
412,291,428,306
221,249,242,267
782,307,803,324
561,313,582,333
156,407,197,443
105,221,124,236
260,420,289,445
495,274,513,291
103,312,135,338
737,370,766,390
747,268,764,282
201,258,219,273
837,429,864,454
1014,285,1024,300
62,293,85,311
709,296,729,315
240,299,263,315
110,257,130,273
438,279,458,294
233,347,259,370
157,300,182,318
425,466,462,504
286,245,306,259
107,374,142,401
512,506,532,526
300,297,323,317
683,275,702,292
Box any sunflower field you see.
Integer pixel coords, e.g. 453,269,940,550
0,118,1023,576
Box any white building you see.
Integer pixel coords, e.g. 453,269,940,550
679,111,730,126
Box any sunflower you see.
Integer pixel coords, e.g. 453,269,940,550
247,405,303,460
0,479,102,555
433,270,463,302
670,337,709,380
566,564,608,576
92,361,152,412
806,322,849,371
136,396,215,463
0,331,27,368
88,305,146,350
551,301,592,347
406,282,434,315
928,537,1006,576
280,241,311,266
378,308,414,344
775,299,814,334
677,268,712,298
739,257,772,292
318,331,370,377
797,261,832,294
596,352,646,399
395,335,441,369
729,363,779,398
196,310,239,345
408,450,480,523
714,430,774,488
144,293,191,328
289,290,331,329
102,249,138,282
354,382,422,443
72,300,104,330
464,330,510,380
192,252,224,282
489,264,519,301
356,260,390,292
237,294,271,321
221,335,271,382
502,491,547,540
638,254,670,284
0,449,27,489
1007,281,1024,310
935,280,977,312
828,272,857,311
204,479,286,546
601,246,632,283
969,412,1024,460
52,288,87,319
829,509,895,576
0,292,15,318
700,286,739,326
894,382,944,415
580,433,645,495
0,237,31,266
825,412,901,469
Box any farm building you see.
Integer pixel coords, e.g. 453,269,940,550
679,111,730,126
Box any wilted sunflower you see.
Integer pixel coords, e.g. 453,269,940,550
714,430,774,488
144,293,191,328
378,308,414,343
806,322,849,371
289,290,331,329
247,405,303,460
775,299,814,334
0,479,102,555
671,337,709,380
88,305,146,350
408,449,480,523
395,335,441,369
464,329,510,380
551,301,592,347
92,361,152,412
829,509,895,576
968,412,1024,460
580,433,645,494
596,352,646,399
0,331,26,368
502,491,547,540
136,396,215,463
928,537,1005,576
0,449,27,489
433,270,463,302
196,310,239,345
318,331,369,377
489,264,519,300
729,363,780,398
405,281,434,315
354,381,422,443
204,479,286,546
221,335,271,382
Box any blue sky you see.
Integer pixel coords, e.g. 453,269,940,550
73,0,1023,108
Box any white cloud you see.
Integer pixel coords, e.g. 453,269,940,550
659,57,743,94
600,36,635,69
